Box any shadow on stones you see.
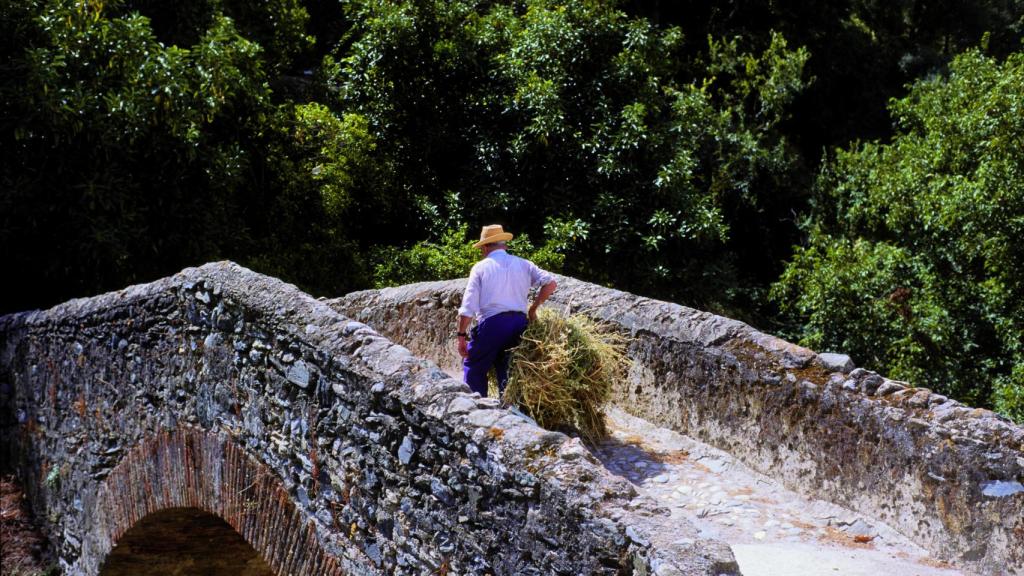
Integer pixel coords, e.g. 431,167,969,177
590,436,672,485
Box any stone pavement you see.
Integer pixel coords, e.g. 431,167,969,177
593,408,968,576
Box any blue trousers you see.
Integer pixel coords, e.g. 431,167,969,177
463,311,528,397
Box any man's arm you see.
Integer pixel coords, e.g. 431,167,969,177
457,265,482,359
528,280,557,322
457,314,472,358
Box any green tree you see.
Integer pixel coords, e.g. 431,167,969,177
625,0,1024,156
115,0,313,75
327,0,809,315
773,49,1024,421
243,103,380,295
1,0,272,311
0,0,370,312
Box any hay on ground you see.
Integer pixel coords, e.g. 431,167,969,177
503,309,629,444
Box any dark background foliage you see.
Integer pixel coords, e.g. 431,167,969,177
1,0,1021,419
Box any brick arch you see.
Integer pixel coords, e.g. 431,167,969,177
84,426,344,576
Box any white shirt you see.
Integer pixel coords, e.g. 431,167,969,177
458,249,554,322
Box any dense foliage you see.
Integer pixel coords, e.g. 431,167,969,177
2,0,270,307
1,0,371,308
1,0,1021,419
327,0,809,315
773,50,1024,419
626,0,1024,156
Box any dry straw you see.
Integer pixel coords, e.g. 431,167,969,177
502,309,630,444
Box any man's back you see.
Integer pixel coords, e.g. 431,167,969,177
460,250,552,322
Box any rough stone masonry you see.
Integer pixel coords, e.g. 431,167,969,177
334,276,1024,576
0,262,737,576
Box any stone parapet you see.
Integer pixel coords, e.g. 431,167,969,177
0,262,736,575
333,275,1024,575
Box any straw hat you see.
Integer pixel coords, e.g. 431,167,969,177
473,224,514,248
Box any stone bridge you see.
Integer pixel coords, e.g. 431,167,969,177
1,261,1022,575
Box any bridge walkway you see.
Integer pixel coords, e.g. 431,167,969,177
595,407,966,576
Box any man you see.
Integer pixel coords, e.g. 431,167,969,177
457,224,557,397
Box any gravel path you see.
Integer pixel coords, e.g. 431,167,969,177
593,407,968,576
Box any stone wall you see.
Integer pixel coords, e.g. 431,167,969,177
0,262,737,576
333,276,1024,575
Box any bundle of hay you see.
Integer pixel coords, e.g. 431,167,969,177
503,309,629,443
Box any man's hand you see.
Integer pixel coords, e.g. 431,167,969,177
457,314,472,358
529,279,557,323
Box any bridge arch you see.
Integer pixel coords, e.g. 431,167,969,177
99,507,273,575
82,427,343,576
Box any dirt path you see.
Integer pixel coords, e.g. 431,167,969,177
592,408,968,576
